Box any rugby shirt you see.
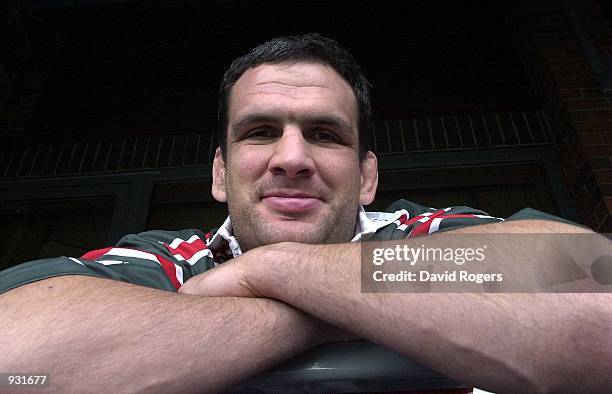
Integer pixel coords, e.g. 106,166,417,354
0,199,566,294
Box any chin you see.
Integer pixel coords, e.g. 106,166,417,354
258,223,327,246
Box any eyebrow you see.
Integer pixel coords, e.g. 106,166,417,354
230,113,355,138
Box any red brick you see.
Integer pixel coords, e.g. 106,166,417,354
528,2,562,11
563,98,611,110
557,88,583,98
528,16,550,25
547,59,591,69
544,41,578,50
568,110,593,122
591,109,612,120
587,22,612,32
581,88,604,97
534,24,571,34
589,157,612,170
554,69,587,79
564,48,583,57
576,132,604,145
595,38,612,46
556,78,600,89
534,32,559,43
595,170,612,184
548,16,567,24
575,4,603,14
570,68,601,79
542,47,567,59
573,120,612,132
582,144,612,157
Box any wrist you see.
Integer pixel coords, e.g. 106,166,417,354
249,242,360,304
247,241,304,300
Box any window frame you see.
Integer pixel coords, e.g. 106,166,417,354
0,145,578,249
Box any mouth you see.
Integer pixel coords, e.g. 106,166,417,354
261,191,323,213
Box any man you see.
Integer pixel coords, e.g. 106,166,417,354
1,33,611,393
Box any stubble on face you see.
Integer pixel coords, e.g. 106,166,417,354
226,175,360,251
219,61,364,251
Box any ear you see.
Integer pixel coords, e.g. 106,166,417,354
212,147,227,203
359,151,378,206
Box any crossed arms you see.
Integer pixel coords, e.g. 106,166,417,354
1,219,611,393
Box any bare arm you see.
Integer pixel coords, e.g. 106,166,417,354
0,275,343,393
182,220,612,393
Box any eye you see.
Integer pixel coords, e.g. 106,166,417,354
310,129,340,143
244,128,277,139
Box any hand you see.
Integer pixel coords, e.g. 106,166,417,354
178,243,358,344
178,255,258,297
178,242,298,298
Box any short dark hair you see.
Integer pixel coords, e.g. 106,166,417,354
216,33,372,161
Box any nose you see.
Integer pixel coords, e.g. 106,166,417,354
268,126,315,178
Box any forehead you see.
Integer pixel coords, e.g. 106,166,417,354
227,61,358,126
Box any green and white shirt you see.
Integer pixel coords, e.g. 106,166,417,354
0,199,566,294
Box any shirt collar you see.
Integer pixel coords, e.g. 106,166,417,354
207,205,404,261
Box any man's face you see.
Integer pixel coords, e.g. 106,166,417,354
212,61,378,251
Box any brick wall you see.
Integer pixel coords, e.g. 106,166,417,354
501,0,612,232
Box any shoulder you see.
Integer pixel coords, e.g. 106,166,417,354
368,199,581,240
384,199,493,217
367,199,504,240
118,228,215,247
0,227,219,295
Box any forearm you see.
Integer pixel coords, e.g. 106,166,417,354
0,275,327,393
276,282,612,392
250,221,612,392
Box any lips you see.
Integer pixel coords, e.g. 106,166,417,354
261,191,322,213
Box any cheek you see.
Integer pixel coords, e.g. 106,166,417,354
227,150,269,181
318,155,361,190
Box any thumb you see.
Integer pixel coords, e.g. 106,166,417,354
178,266,258,297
